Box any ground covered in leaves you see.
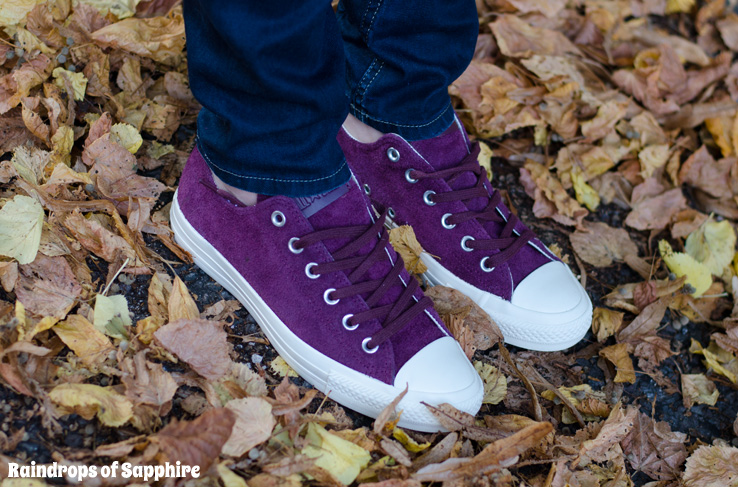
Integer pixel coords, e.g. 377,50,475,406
1,0,738,486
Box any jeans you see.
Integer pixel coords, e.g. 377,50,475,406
183,0,479,197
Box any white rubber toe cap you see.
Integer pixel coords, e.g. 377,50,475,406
394,337,483,416
511,261,584,313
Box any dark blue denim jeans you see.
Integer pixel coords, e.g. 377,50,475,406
183,0,479,197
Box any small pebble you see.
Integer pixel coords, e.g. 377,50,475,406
538,102,547,110
84,424,95,436
56,54,66,63
668,272,677,280
3,404,10,413
248,448,260,460
716,215,724,222
684,283,696,294
251,354,263,365
85,183,95,193
120,340,129,351
672,319,683,331
67,64,76,72
100,376,109,386
66,37,74,45
15,48,25,58
22,432,29,442
61,46,69,55
551,133,563,142
1,423,8,431
109,283,120,294
5,51,14,59
680,315,689,326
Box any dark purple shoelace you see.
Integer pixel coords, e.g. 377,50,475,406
292,209,433,350
199,178,432,350
407,143,535,268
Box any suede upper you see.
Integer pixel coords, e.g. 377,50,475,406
338,120,560,300
176,147,448,384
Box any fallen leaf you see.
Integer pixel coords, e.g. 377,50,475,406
581,101,629,142
490,15,580,58
659,240,712,297
53,314,111,367
621,411,688,480
599,343,636,384
569,221,638,267
541,385,611,423
681,373,719,408
571,166,600,211
64,209,137,262
392,428,431,453
269,356,298,378
520,160,587,227
592,307,624,342
51,68,87,101
120,351,178,409
474,361,507,405
154,318,231,380
222,397,276,457
93,294,132,339
389,225,427,275
0,194,44,265
168,275,200,321
301,422,372,485
49,383,133,427
15,254,81,319
683,444,738,487
152,407,235,474
110,122,143,153
0,261,18,292
690,339,738,383
685,218,736,276
625,188,687,231
217,462,248,487
0,0,44,28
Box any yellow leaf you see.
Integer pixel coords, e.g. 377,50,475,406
659,240,712,297
477,141,493,181
638,144,670,179
111,122,143,154
49,383,133,426
54,315,112,367
270,356,298,378
0,195,44,265
571,166,600,211
599,343,636,384
2,479,49,487
0,0,43,28
474,360,508,404
11,145,50,185
217,462,248,487
44,163,94,187
685,217,737,276
302,423,372,485
94,294,132,339
666,0,695,14
52,67,88,101
541,384,610,423
168,276,200,321
389,225,428,275
148,141,175,159
705,116,733,157
683,444,738,487
691,339,738,383
78,0,141,19
681,373,719,408
222,397,276,457
392,427,431,452
51,125,74,163
591,307,624,342
16,27,54,55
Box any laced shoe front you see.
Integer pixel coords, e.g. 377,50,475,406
340,118,593,351
171,147,483,431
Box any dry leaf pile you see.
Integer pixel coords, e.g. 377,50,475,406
0,0,738,486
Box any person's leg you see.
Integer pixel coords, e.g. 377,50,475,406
337,0,593,351
183,0,351,198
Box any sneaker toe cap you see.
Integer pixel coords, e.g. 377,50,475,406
394,336,482,415
511,261,585,313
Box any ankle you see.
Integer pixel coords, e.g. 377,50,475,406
343,113,384,144
212,171,258,206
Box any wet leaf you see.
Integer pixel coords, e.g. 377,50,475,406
49,383,133,427
0,195,44,265
625,188,687,231
222,397,276,457
120,351,178,408
110,122,143,153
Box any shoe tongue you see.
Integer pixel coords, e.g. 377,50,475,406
295,180,352,219
303,178,373,243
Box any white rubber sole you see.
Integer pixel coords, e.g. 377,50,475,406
421,253,592,352
170,193,482,432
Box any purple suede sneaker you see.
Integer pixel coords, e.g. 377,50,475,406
338,118,592,352
170,147,483,432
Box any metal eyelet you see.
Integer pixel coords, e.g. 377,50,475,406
342,314,358,331
461,235,475,252
387,147,400,162
305,263,319,279
405,168,418,184
288,237,303,254
324,288,339,305
362,337,379,354
441,213,456,229
423,190,436,206
480,256,495,272
388,207,396,219
271,211,286,227
363,183,371,195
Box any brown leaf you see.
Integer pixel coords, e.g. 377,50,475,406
625,188,687,231
152,407,235,474
490,15,580,58
64,209,137,263
168,275,200,321
388,225,427,275
425,285,502,351
380,438,413,467
618,298,669,342
121,351,178,410
222,397,276,457
15,254,81,320
520,160,587,227
681,373,719,408
570,221,638,267
620,410,688,480
683,444,738,487
578,405,638,466
0,261,18,292
599,343,636,384
53,314,111,367
154,318,231,380
592,307,624,342
678,145,736,199
374,385,408,435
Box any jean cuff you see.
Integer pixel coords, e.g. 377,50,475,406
348,101,456,141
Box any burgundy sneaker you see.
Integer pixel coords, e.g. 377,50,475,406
170,147,483,432
339,118,592,352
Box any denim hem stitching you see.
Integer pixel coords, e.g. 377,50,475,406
350,101,453,129
198,140,348,184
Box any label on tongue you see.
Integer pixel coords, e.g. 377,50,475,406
294,181,351,218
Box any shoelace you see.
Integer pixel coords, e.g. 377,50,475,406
407,143,535,269
199,179,432,352
292,208,432,351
